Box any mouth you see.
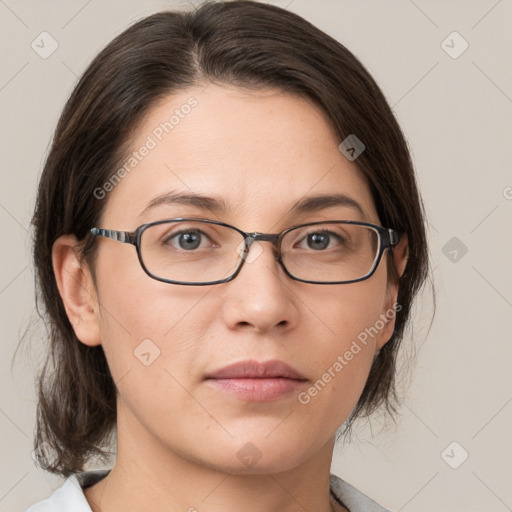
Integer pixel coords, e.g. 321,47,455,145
204,359,308,402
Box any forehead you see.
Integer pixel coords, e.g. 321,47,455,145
102,84,379,228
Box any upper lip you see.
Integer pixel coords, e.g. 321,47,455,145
205,360,307,380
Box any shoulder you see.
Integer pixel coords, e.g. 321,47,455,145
329,473,391,512
24,470,110,512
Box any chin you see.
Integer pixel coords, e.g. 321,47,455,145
204,450,309,476
198,433,318,475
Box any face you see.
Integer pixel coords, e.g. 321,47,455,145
59,84,405,475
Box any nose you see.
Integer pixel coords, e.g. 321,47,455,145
219,239,299,333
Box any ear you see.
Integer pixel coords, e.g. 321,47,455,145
376,234,408,349
392,233,409,280
52,234,102,347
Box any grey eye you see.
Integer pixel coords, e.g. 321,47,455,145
165,230,207,250
307,232,330,250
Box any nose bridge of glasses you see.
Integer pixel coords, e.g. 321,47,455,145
246,232,280,243
245,232,281,251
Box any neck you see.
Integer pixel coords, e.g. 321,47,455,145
84,401,347,512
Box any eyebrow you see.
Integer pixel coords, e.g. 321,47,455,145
138,191,367,220
288,193,366,219
139,191,231,218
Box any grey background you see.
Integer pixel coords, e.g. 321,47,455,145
1,1,511,511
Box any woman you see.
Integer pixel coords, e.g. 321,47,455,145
26,1,428,511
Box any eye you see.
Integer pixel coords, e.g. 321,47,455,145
296,230,344,251
164,229,211,251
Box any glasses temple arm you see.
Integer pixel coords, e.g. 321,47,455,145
386,229,401,247
90,228,137,244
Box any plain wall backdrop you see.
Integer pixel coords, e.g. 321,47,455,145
1,1,511,511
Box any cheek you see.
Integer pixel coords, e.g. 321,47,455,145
301,268,389,353
93,248,216,397
296,347,374,435
94,268,220,445
294,274,389,422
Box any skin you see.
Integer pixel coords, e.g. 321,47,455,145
53,84,408,512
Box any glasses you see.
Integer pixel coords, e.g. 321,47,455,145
90,218,400,285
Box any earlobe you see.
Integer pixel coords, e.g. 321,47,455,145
375,311,395,350
52,234,102,347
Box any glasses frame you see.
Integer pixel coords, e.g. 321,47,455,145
90,218,400,286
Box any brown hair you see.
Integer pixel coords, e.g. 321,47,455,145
27,0,429,477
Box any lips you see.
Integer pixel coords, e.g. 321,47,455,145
205,360,308,402
205,359,307,380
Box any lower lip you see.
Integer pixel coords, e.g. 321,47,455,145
206,378,306,401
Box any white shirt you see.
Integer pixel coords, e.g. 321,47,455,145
24,470,390,512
